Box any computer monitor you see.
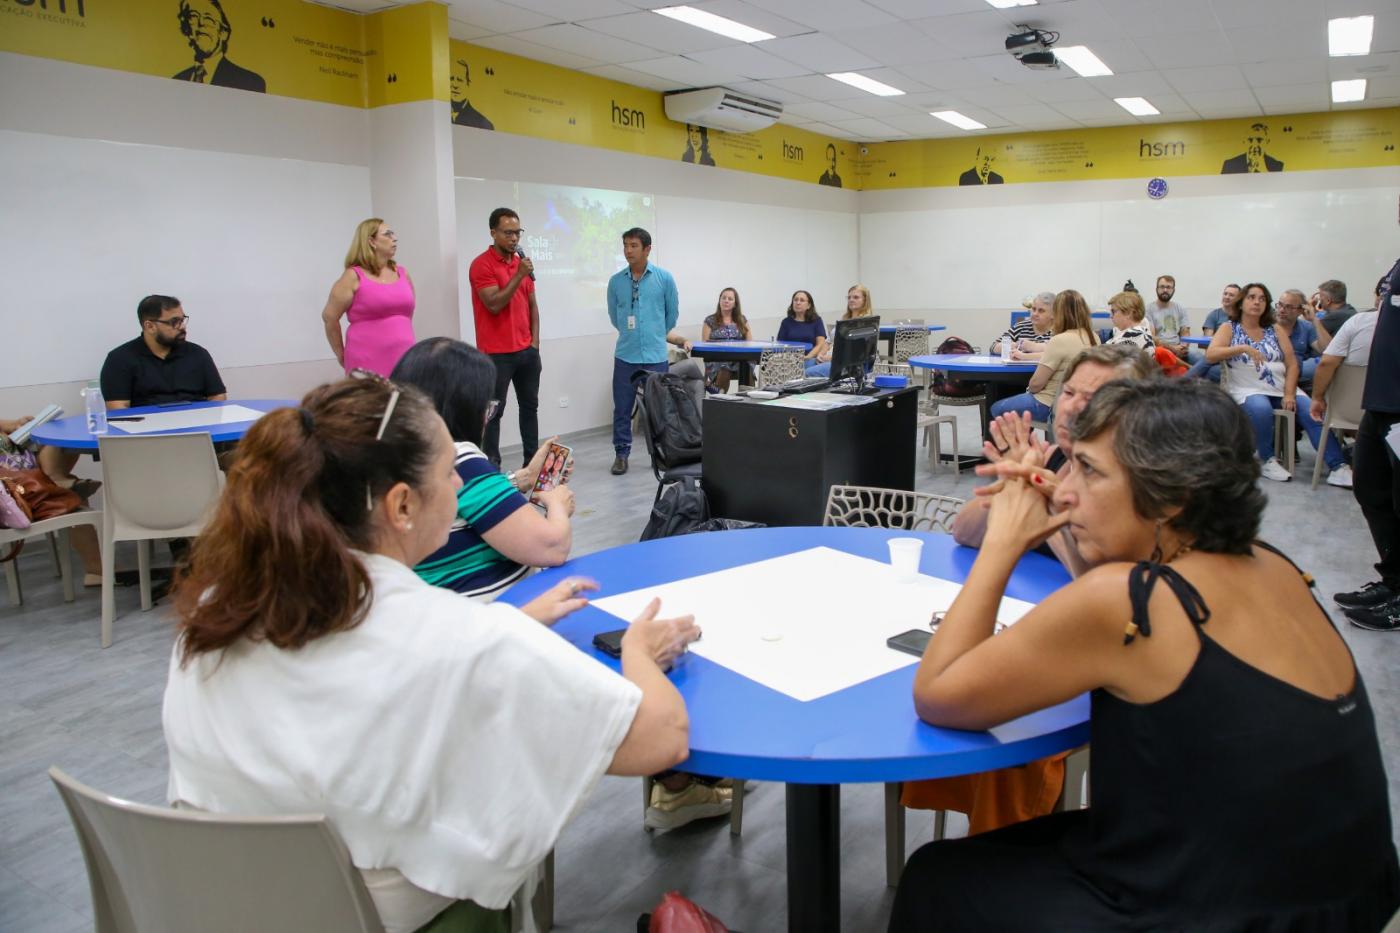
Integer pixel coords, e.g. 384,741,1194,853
828,315,880,389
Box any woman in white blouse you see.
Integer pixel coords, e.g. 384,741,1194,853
164,377,698,933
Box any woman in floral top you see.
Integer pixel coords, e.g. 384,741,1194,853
701,287,751,392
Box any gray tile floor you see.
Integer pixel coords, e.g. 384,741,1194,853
1,410,1393,932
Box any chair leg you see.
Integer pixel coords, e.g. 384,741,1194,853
47,531,62,577
927,420,941,471
138,540,153,612
57,529,75,603
933,809,947,841
884,782,905,887
949,417,960,473
1311,412,1333,489
101,531,116,648
4,556,21,607
642,776,655,832
729,779,744,837
531,849,554,932
1057,746,1091,811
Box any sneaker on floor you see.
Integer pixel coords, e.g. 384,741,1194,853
1259,457,1292,482
611,455,628,475
1335,581,1396,610
645,781,732,832
1345,597,1400,632
1326,464,1354,488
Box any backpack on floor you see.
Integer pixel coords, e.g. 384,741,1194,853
642,372,703,469
641,478,710,541
930,335,984,397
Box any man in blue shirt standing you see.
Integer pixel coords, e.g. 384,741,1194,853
607,227,679,475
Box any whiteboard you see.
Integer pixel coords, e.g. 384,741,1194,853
0,129,371,389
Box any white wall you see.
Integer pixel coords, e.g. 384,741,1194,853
0,52,370,419
451,127,861,450
858,167,1400,351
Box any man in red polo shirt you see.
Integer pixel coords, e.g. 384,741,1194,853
469,207,541,467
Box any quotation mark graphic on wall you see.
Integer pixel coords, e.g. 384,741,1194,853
387,73,398,83
1282,125,1293,133
568,117,576,125
259,16,275,27
1084,161,1094,168
485,67,495,76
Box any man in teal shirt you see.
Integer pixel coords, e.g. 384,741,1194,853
607,227,679,475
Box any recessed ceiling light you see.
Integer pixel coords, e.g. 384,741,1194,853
1114,97,1159,116
827,72,905,97
985,0,1037,7
1328,16,1374,57
1332,78,1367,103
1054,45,1113,77
930,110,987,131
653,6,775,43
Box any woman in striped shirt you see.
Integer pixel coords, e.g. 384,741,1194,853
392,338,575,600
991,292,1055,360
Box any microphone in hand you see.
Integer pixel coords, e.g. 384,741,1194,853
516,247,536,280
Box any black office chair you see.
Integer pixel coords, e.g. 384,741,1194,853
634,378,703,502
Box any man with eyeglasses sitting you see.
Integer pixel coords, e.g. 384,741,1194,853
100,294,226,410
1273,289,1322,389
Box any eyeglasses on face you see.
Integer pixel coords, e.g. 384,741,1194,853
493,228,523,238
1275,301,1303,311
156,315,190,328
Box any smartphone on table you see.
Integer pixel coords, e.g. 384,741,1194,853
886,629,932,658
593,628,626,658
531,441,573,499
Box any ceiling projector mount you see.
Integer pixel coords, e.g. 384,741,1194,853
1006,26,1061,70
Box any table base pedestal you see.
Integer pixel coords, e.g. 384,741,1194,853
786,783,841,932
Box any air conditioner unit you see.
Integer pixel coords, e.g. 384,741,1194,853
664,87,783,134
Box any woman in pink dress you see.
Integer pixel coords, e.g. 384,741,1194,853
320,218,416,376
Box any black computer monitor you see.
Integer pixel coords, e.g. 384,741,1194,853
828,315,880,389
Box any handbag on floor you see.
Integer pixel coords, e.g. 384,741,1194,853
639,891,732,933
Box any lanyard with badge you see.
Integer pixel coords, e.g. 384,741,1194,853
628,277,640,331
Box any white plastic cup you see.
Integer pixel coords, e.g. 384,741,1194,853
887,537,923,582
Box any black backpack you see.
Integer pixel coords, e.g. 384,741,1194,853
640,478,709,541
642,372,703,468
930,335,983,397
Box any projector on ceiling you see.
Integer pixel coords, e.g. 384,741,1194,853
1006,27,1061,70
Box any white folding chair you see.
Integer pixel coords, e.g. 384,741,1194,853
1310,364,1365,489
49,766,383,933
2,510,102,608
96,433,223,647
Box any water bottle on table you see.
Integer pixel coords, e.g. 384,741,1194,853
1000,339,1013,363
85,380,107,435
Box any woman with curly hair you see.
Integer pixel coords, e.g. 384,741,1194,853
890,378,1398,931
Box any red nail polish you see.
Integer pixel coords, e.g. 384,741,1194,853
1031,474,1044,485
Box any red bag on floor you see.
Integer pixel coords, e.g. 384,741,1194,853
648,891,729,933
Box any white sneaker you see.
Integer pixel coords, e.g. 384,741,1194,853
1327,464,1354,488
1260,457,1292,482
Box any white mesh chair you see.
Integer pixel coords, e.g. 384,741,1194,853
821,484,963,535
1,510,102,607
892,326,931,365
48,766,384,933
1310,364,1365,489
754,348,806,389
96,433,223,648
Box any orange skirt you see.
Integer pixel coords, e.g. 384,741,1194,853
900,753,1069,837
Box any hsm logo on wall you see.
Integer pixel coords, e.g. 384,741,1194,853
610,99,645,132
2,0,87,24
1139,138,1186,159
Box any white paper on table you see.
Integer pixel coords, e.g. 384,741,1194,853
112,404,268,434
1387,423,1400,459
961,355,1016,366
590,546,1037,702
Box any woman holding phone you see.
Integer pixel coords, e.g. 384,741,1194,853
391,338,574,600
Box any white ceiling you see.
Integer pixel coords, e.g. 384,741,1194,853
318,0,1400,141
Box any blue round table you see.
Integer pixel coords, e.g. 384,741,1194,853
502,526,1085,932
879,323,946,359
28,399,294,451
908,353,1038,383
1182,335,1211,346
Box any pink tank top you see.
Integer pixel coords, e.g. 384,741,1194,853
343,265,416,376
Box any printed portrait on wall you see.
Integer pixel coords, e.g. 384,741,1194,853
172,0,266,93
682,124,716,166
1221,122,1284,173
818,143,842,187
451,56,495,130
958,146,1003,185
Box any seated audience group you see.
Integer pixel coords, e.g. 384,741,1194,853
15,251,1392,931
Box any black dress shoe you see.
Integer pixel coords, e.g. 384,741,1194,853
1335,581,1396,610
611,455,628,475
1345,596,1400,632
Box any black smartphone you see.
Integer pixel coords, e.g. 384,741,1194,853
886,629,932,658
592,629,626,658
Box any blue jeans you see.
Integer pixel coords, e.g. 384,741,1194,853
1185,358,1222,382
612,358,668,456
989,392,1052,422
805,359,830,377
1239,393,1344,470
1299,357,1318,385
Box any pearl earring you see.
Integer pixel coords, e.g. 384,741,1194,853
406,522,414,530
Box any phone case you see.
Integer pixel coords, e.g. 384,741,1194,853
592,629,626,658
886,629,932,658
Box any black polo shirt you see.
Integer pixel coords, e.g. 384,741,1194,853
99,336,226,407
1364,257,1400,414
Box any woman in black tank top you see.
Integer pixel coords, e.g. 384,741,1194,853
891,379,1399,932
